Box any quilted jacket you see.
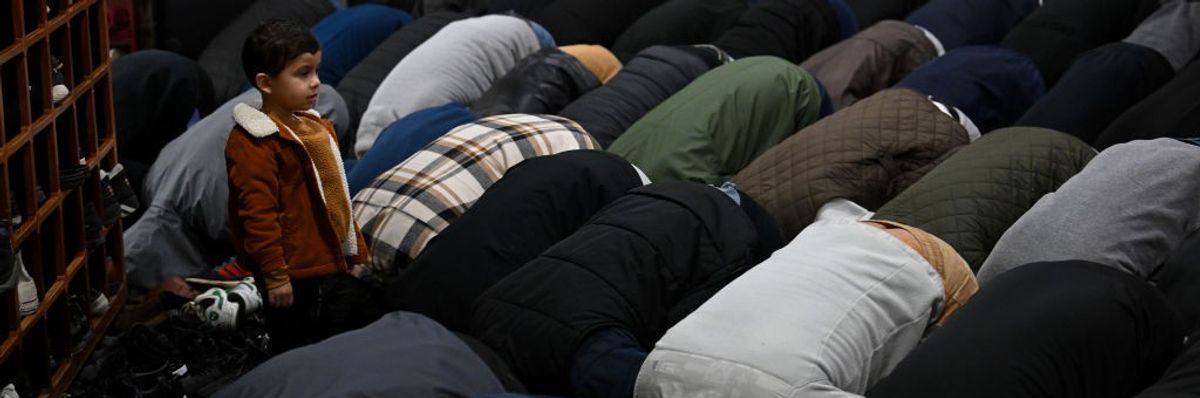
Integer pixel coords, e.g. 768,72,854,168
873,127,1096,271
469,182,781,395
558,45,725,148
384,150,648,333
733,88,971,238
609,56,823,184
469,48,600,117
800,20,939,110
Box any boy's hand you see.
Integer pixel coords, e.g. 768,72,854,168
268,282,294,308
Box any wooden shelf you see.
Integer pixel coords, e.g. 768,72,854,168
1,0,126,395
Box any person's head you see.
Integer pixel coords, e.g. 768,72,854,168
242,19,322,111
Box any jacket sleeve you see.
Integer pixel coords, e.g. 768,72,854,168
225,130,289,283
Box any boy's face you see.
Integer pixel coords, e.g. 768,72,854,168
257,51,322,112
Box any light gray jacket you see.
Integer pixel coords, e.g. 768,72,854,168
978,138,1200,285
353,15,541,156
635,209,944,397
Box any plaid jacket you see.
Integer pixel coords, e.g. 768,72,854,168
352,114,598,283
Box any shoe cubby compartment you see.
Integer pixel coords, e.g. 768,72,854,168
68,11,89,82
27,38,48,122
1,1,16,53
22,0,42,37
2,55,27,142
1,0,127,394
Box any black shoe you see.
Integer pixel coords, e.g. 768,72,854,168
100,184,120,227
68,295,93,355
84,204,105,250
103,164,139,219
59,163,90,192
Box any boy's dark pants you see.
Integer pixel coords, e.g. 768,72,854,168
255,274,385,355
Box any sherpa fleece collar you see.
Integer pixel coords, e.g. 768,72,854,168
233,103,322,138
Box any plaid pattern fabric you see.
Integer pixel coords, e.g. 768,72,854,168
352,114,598,282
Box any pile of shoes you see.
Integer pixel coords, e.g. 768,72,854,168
68,315,270,397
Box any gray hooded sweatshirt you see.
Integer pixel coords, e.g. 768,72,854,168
978,138,1200,285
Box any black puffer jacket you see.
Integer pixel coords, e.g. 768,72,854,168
714,0,843,63
385,150,646,332
197,0,334,106
558,45,723,147
336,11,470,150
611,0,747,61
469,48,601,117
469,182,783,394
530,0,667,46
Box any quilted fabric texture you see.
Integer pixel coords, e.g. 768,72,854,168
733,88,970,238
873,127,1096,271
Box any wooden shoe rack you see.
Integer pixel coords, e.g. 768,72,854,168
0,0,127,396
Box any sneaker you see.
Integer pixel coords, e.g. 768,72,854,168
185,287,240,330
227,279,262,318
86,289,110,317
101,164,139,218
99,185,120,227
16,252,38,316
185,261,253,288
50,55,68,104
1,383,16,398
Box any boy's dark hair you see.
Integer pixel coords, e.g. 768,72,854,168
241,19,320,87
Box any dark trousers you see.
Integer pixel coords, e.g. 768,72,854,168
256,274,384,355
868,260,1186,398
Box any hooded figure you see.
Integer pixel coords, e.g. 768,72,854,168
636,215,978,397
468,48,601,117
352,114,598,285
346,103,478,195
470,182,784,397
609,56,823,184
714,0,845,63
873,127,1096,271
904,0,1040,52
733,88,974,238
197,0,334,106
1096,60,1200,150
977,138,1200,285
125,85,349,290
1014,42,1175,144
1024,1,1200,146
869,261,1186,398
113,49,215,200
558,45,725,148
214,311,508,398
843,0,926,29
335,11,470,147
1000,0,1160,87
896,46,1044,133
383,150,648,332
527,0,667,47
354,15,543,156
800,20,939,110
311,4,413,88
610,0,748,61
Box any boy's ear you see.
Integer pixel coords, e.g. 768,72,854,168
255,72,273,95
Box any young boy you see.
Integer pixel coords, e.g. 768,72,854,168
225,19,368,353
